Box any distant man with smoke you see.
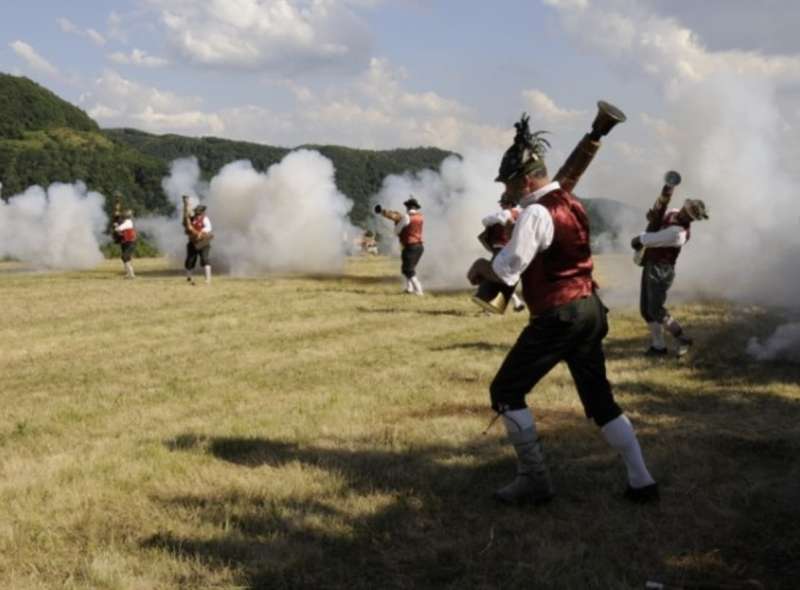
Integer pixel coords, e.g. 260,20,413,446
480,194,526,312
631,198,709,356
468,114,658,506
377,197,425,295
183,200,213,284
113,208,137,279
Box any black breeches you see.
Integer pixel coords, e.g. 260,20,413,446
489,293,622,427
185,242,211,270
120,241,135,263
640,262,675,323
401,244,424,278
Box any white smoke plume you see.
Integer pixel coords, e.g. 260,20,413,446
141,151,357,274
0,182,107,269
543,0,800,359
747,323,800,363
371,151,501,290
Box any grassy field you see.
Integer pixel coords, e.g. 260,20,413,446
1,255,798,590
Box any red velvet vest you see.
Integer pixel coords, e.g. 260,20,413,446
487,208,520,248
520,189,595,315
191,215,207,234
120,227,137,243
642,210,691,266
399,212,424,246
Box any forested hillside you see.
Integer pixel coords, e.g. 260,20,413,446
104,128,453,223
0,73,632,237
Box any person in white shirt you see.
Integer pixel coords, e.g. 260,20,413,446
113,209,137,279
378,197,425,295
631,198,709,356
468,113,658,506
184,204,214,284
480,195,525,312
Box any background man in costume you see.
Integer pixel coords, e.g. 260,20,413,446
631,198,709,356
468,113,658,506
481,194,526,312
377,197,425,295
113,208,137,279
183,199,213,284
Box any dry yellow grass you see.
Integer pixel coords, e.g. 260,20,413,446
1,255,798,589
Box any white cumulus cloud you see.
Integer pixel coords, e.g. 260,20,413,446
9,40,58,76
109,49,169,67
57,17,107,46
80,70,224,135
144,0,374,73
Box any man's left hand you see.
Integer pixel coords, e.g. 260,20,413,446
630,235,643,251
467,258,492,285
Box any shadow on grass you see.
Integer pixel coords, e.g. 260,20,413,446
357,306,474,318
604,304,800,388
148,393,799,590
429,341,509,353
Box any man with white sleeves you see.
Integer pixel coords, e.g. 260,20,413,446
481,195,526,312
468,113,659,506
631,198,709,356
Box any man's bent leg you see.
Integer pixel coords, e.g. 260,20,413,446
567,296,656,502
490,320,572,505
493,408,554,505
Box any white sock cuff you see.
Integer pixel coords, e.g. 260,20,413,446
502,408,535,434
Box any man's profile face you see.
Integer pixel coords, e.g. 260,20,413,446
502,176,528,201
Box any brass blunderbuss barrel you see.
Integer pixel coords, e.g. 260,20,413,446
472,100,627,314
633,170,682,266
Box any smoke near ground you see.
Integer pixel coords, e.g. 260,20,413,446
0,182,107,269
747,322,800,362
141,151,357,275
370,151,500,290
544,0,800,360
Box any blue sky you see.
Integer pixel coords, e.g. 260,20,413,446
1,0,798,179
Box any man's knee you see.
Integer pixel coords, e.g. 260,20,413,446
489,380,526,413
591,402,622,427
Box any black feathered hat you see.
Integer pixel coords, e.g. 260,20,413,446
495,113,550,182
403,197,421,210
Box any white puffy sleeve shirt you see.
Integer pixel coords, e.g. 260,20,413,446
491,183,559,286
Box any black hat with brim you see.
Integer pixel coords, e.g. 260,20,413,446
403,198,421,210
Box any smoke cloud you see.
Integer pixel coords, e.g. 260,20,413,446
370,151,500,290
0,182,107,269
542,0,800,359
141,151,357,274
747,323,800,363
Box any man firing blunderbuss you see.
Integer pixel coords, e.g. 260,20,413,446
374,197,425,295
182,194,214,285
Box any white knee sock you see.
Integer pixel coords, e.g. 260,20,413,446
648,322,665,349
501,408,535,434
410,276,423,295
511,293,524,308
601,415,655,488
204,265,212,283
124,262,135,277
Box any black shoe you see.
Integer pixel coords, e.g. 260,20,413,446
513,303,526,313
624,482,660,504
676,336,693,357
645,346,669,357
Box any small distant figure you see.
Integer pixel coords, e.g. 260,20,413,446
182,195,214,285
113,208,137,279
375,197,424,295
631,198,709,357
480,193,526,312
361,230,378,255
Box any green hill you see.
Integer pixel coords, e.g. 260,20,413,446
0,73,98,138
103,128,453,224
0,73,633,239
